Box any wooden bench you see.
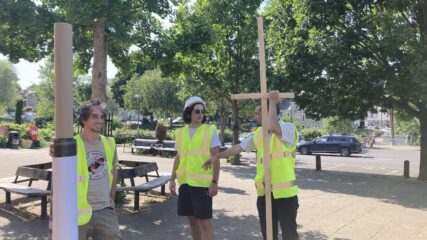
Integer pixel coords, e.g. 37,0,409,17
116,161,170,211
130,139,176,156
0,162,52,218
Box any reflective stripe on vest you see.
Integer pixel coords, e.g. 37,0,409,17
75,134,115,226
255,180,296,191
175,124,215,187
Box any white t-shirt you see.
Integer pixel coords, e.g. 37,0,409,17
240,122,296,152
174,126,221,149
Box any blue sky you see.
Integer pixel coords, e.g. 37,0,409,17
0,54,118,89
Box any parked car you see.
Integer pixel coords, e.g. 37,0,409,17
297,135,363,157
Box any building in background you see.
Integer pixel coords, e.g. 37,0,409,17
280,101,323,129
20,89,37,111
365,109,390,128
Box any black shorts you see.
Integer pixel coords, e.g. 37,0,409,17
177,184,212,219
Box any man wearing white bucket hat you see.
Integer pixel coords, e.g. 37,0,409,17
169,96,221,240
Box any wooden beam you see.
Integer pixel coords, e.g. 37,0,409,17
231,92,295,100
257,16,274,240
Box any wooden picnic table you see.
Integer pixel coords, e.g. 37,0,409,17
0,162,52,218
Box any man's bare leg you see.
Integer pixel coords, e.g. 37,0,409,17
187,216,201,240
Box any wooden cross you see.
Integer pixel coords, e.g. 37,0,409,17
231,17,294,240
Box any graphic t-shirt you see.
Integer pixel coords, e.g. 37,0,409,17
83,137,117,211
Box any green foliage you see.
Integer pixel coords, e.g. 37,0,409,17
395,111,420,137
113,128,174,144
111,117,123,130
323,117,355,135
15,99,23,124
31,139,41,149
33,59,55,119
266,0,427,178
159,0,263,142
300,128,324,141
0,135,7,148
266,0,427,120
0,60,19,109
281,116,302,131
220,129,233,143
4,123,29,139
34,117,53,129
124,69,182,118
1,0,171,102
39,127,55,142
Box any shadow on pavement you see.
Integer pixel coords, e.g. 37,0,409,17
219,186,249,195
296,168,427,209
298,153,374,159
120,197,262,240
299,230,331,240
219,162,427,210
220,165,256,180
0,209,47,240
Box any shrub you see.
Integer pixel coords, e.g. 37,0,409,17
220,129,233,143
300,128,324,141
113,128,174,144
39,127,55,142
0,135,7,148
4,123,30,139
34,117,53,128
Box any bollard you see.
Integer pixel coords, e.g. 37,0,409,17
403,160,410,178
316,155,321,171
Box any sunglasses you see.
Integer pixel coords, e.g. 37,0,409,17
193,109,205,114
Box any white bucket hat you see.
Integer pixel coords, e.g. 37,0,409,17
184,96,206,110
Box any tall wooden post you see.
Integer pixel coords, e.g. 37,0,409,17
231,17,294,240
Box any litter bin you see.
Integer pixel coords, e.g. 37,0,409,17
7,131,20,149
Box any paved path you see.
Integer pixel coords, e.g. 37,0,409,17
0,146,425,239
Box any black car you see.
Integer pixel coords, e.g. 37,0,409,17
297,135,363,157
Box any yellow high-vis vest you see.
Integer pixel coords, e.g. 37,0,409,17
253,124,298,199
75,134,115,226
175,124,215,187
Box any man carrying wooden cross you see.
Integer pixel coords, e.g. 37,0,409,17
205,91,299,240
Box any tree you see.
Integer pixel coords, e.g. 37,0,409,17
323,117,355,135
124,69,181,120
33,58,116,120
0,60,19,112
0,0,170,103
266,0,427,179
159,0,262,143
15,99,23,124
396,110,420,143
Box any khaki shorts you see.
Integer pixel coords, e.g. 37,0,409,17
79,207,121,240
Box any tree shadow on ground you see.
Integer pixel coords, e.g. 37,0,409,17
219,186,249,195
296,168,427,209
119,197,262,240
220,162,427,210
221,164,256,180
308,153,374,159
0,208,47,240
119,197,329,240
299,230,330,240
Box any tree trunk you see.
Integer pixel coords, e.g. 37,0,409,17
418,113,427,180
231,99,239,144
91,17,108,103
219,111,227,146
